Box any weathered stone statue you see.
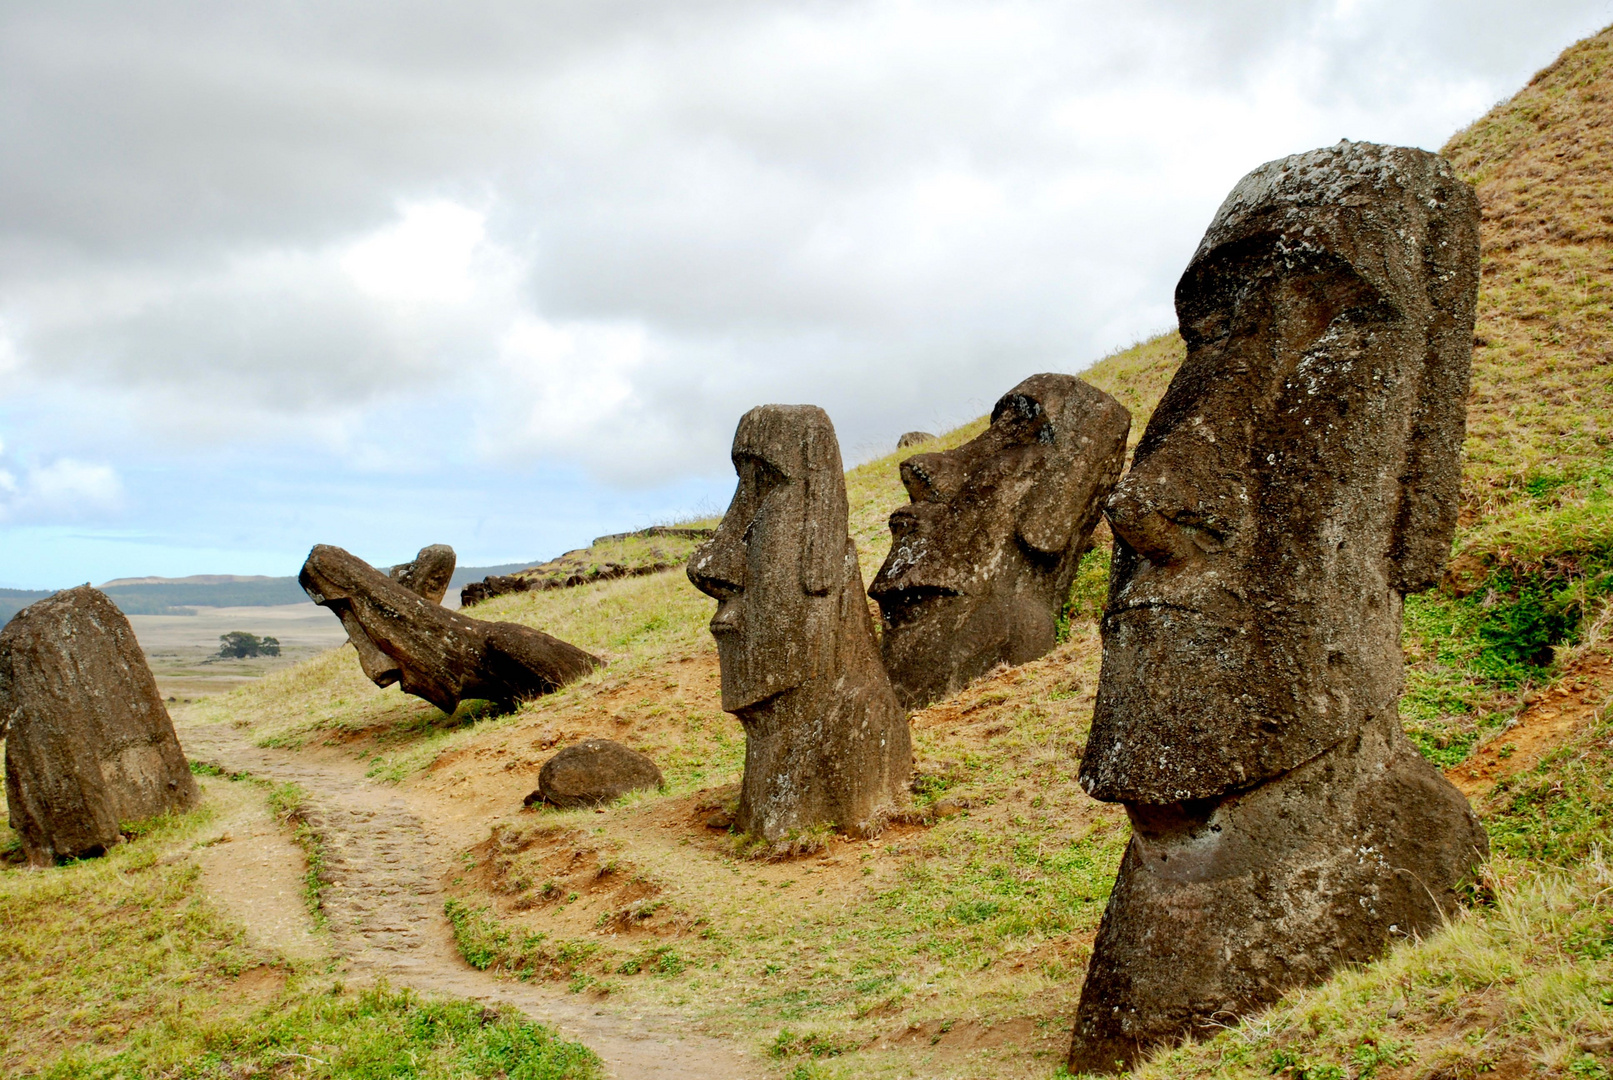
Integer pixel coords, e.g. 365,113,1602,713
1068,142,1489,1072
688,405,910,841
300,545,600,715
869,374,1130,708
1,586,199,865
389,544,455,604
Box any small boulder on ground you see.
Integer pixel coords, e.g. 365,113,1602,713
1,585,200,865
896,431,935,450
525,738,663,809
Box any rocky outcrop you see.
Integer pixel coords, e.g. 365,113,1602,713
524,738,664,809
896,431,935,450
388,544,455,604
300,545,601,715
1069,142,1488,1072
1,586,199,865
870,375,1129,708
460,527,716,608
688,405,910,842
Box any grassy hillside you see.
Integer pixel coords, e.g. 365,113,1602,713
23,21,1608,1080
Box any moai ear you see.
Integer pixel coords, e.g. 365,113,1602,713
799,416,849,596
1390,169,1480,594
1016,471,1080,556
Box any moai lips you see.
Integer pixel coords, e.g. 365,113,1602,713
688,405,911,842
869,374,1130,709
1068,142,1489,1072
300,544,600,715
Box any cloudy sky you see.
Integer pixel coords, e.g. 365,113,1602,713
1,0,1608,588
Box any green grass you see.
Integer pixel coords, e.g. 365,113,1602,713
42,984,602,1080
0,777,599,1078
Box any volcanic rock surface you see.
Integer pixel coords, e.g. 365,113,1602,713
300,544,600,715
1,585,199,865
1068,141,1490,1072
388,544,456,604
688,404,910,842
870,374,1129,708
526,738,664,809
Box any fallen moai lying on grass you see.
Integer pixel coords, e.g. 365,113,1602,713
688,404,911,843
1,585,199,865
869,373,1129,708
1068,141,1490,1072
524,738,664,809
388,543,455,604
299,544,601,715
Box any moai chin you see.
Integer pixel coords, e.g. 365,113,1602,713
869,374,1130,709
1068,142,1489,1073
688,404,911,842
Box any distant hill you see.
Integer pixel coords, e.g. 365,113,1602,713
0,587,56,625
0,559,549,623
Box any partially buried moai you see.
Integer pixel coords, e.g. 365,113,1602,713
1,586,200,865
388,543,456,604
869,374,1130,709
688,405,910,842
1068,142,1489,1072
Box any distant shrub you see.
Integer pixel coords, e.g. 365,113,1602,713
217,631,280,658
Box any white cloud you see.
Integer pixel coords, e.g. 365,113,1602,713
0,0,1608,494
0,454,124,523
340,200,489,304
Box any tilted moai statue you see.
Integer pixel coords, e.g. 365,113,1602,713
300,544,600,715
869,374,1130,708
2,586,199,865
389,544,456,604
688,405,911,841
1068,142,1489,1072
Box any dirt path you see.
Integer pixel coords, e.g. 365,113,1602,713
179,722,758,1080
1447,648,1613,801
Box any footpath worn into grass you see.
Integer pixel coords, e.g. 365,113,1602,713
125,21,1613,1080
0,774,600,1079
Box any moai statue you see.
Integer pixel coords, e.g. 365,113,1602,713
688,405,911,841
300,545,600,715
869,374,1130,708
389,544,456,604
1068,142,1489,1072
1,586,200,865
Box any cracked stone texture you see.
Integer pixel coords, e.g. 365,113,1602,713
1069,141,1488,1072
2,585,199,865
688,405,910,841
869,373,1129,709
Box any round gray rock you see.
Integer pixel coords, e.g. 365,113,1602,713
529,738,663,809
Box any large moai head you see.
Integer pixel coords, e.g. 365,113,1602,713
869,374,1130,708
1066,142,1485,1073
687,404,850,713
1081,141,1481,804
688,405,910,841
